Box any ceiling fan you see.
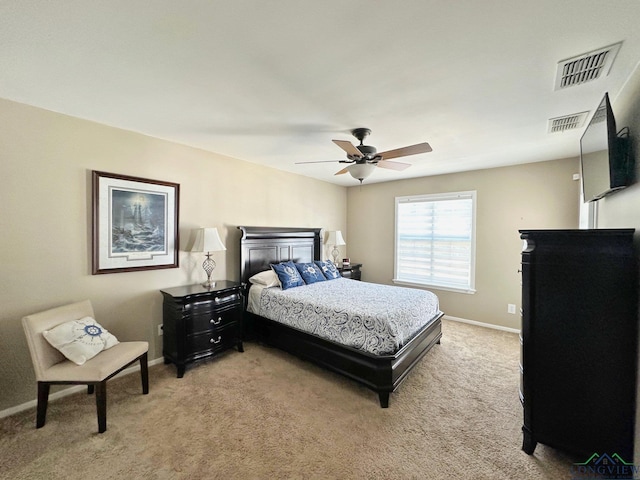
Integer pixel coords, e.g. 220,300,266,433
296,128,432,183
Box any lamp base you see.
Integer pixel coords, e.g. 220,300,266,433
202,253,216,289
331,245,340,264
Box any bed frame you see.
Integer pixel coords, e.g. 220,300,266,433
238,226,443,408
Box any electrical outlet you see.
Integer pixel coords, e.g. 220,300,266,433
157,324,163,336
507,304,517,314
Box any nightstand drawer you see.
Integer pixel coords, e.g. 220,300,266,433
187,325,239,357
338,263,362,281
340,269,361,280
188,305,242,335
211,291,241,306
188,293,241,313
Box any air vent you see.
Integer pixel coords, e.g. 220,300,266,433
548,112,589,133
554,42,622,90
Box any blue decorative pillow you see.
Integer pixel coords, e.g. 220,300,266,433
315,260,341,280
270,261,305,290
295,262,327,284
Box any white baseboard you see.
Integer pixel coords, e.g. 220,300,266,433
443,315,520,334
0,356,165,419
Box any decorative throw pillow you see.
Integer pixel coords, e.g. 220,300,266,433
315,260,341,280
249,269,281,288
43,316,119,366
295,262,327,284
270,261,305,290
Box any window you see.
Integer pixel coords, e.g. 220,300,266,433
394,191,476,293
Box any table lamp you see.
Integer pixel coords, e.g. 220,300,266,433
191,227,226,288
325,230,346,264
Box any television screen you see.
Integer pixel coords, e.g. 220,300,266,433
580,92,630,202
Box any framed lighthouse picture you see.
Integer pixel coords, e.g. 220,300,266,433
92,171,180,274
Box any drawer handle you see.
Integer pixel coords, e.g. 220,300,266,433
210,335,222,344
210,317,222,325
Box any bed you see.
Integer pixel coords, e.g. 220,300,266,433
238,226,443,407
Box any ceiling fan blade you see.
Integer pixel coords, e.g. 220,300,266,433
334,166,349,175
295,160,341,164
376,160,411,171
332,140,362,157
377,142,432,160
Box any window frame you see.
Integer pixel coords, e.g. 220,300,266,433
393,190,477,294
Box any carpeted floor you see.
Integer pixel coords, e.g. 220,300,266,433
0,320,579,479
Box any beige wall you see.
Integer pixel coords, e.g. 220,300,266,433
591,65,640,464
0,98,347,411
596,66,640,229
346,158,580,330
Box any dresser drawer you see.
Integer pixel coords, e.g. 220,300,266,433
187,304,242,335
519,333,525,406
187,325,240,357
519,362,524,406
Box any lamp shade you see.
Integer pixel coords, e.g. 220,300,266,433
347,163,376,182
325,230,346,246
191,227,226,253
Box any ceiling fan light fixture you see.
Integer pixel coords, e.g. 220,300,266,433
347,163,376,183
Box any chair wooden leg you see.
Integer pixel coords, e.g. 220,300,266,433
140,352,149,395
95,381,107,433
36,382,50,428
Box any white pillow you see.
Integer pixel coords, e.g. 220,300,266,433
249,269,281,288
43,316,119,365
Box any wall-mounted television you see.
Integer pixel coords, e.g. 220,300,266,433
580,92,632,202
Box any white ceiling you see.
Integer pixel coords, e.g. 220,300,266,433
1,1,640,186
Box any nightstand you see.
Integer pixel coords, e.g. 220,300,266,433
338,263,362,281
160,281,243,378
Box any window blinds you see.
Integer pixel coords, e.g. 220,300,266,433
395,192,476,292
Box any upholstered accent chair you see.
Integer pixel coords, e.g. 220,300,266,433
22,300,149,433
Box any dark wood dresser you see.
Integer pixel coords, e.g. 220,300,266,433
161,281,243,377
519,229,637,461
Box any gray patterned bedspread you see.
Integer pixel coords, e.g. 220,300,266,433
248,278,441,355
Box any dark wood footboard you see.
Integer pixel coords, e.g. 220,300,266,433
246,310,442,407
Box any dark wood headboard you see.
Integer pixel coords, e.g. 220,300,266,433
238,226,322,284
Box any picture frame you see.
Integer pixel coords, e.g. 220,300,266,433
92,170,180,274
